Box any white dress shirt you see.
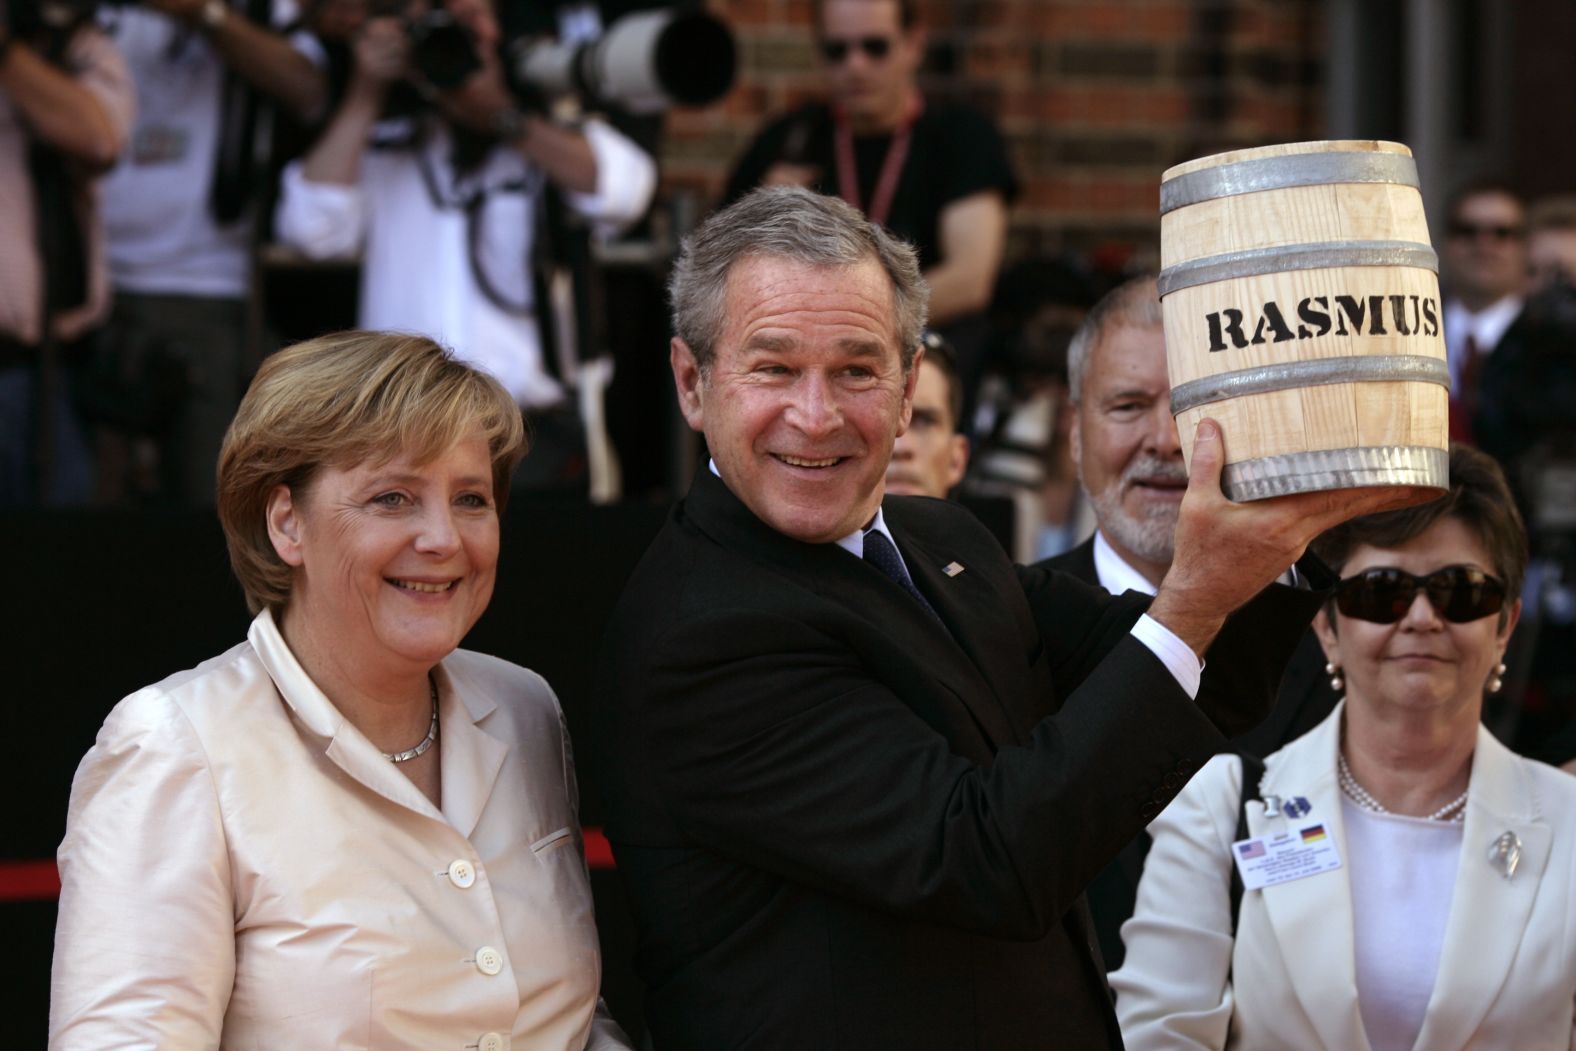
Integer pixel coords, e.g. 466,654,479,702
275,118,655,408
1443,295,1523,388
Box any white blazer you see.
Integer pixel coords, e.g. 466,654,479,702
51,610,629,1051
1113,703,1576,1051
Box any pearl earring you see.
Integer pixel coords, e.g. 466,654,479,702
1487,662,1507,694
1326,661,1344,693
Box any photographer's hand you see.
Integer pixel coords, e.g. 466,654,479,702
352,16,409,90
298,16,404,187
146,0,327,121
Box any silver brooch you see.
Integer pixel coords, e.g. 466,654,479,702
1488,831,1522,880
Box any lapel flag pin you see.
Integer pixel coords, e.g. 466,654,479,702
943,561,965,577
1488,830,1522,880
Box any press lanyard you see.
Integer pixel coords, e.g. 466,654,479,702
833,92,923,227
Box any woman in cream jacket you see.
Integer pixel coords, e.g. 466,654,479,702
1113,445,1576,1051
51,332,629,1050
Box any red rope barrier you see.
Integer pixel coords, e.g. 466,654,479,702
2,829,617,904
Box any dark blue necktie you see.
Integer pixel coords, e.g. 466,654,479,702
863,529,942,623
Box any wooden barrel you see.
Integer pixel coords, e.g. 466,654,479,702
1159,140,1449,501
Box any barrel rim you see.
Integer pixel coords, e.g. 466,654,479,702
1160,151,1421,215
1169,355,1450,416
1220,445,1448,502
1157,240,1439,297
1162,139,1413,182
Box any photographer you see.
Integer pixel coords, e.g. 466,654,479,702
273,0,656,487
92,0,327,506
0,0,133,506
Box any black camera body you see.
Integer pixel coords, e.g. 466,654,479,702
405,8,481,90
3,0,103,39
366,3,734,113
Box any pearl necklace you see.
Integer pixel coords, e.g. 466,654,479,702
1338,751,1467,822
382,681,439,763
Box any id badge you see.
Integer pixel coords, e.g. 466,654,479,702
1232,821,1342,891
131,124,190,166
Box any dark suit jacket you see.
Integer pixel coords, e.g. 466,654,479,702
1040,535,1338,972
596,471,1326,1050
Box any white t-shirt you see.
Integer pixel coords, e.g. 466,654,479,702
274,117,655,408
98,3,320,297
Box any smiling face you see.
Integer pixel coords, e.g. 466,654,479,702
672,254,917,543
1070,321,1184,586
818,0,924,132
1315,516,1520,723
885,357,967,498
268,434,500,686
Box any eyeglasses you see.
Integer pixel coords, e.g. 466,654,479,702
819,35,893,63
1334,565,1507,624
1447,222,1525,241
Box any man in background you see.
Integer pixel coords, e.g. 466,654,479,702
1441,180,1528,442
725,0,1015,405
884,328,968,499
0,0,133,505
91,0,326,504
1038,275,1338,971
1527,194,1576,291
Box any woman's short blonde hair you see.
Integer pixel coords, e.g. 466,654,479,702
218,331,527,614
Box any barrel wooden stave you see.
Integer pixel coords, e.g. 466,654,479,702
1159,140,1448,501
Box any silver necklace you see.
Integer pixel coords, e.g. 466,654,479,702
382,681,439,763
1338,751,1467,822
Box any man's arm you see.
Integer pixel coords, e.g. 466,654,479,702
621,584,1220,941
0,35,123,168
924,189,1008,325
296,17,400,187
146,0,326,121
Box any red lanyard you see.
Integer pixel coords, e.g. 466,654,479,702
833,92,923,228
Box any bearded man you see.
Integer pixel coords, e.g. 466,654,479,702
1036,275,1338,971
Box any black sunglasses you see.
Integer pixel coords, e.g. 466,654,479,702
1334,565,1507,624
819,35,893,63
1447,221,1524,241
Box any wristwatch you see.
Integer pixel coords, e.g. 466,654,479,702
199,0,229,31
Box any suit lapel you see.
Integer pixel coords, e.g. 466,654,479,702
681,472,1023,749
1411,729,1551,1051
249,610,446,822
900,525,1039,742
1254,710,1372,1051
434,664,510,840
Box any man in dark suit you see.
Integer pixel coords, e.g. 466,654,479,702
597,187,1400,1050
1039,275,1337,972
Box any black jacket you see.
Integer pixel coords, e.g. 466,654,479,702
1038,535,1338,972
596,473,1326,1049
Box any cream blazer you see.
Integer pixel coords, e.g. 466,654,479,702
51,610,629,1051
1113,703,1576,1051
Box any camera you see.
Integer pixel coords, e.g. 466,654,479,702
3,0,102,37
507,8,735,114
381,3,736,113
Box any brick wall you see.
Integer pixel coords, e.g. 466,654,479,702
661,0,1327,270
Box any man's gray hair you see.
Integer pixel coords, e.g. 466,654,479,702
669,186,929,371
1066,274,1163,404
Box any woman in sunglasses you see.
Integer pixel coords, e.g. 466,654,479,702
1112,444,1576,1051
